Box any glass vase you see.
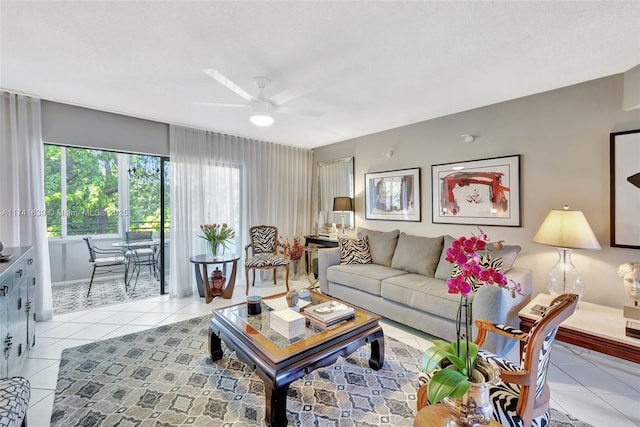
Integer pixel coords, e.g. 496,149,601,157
290,259,301,280
209,241,222,258
441,359,500,427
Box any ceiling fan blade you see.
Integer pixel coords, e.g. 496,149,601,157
277,106,324,117
192,102,247,108
202,68,253,102
270,83,318,106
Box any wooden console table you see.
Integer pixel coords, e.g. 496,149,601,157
519,293,640,364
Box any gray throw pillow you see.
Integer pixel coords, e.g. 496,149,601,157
434,235,456,280
391,233,443,277
357,227,400,267
486,244,521,272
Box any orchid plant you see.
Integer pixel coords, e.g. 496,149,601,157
422,229,521,404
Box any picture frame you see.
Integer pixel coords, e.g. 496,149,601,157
610,129,640,248
431,155,521,226
365,168,421,221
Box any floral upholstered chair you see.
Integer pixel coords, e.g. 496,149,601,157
244,225,290,295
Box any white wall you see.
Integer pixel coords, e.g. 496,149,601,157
313,74,640,309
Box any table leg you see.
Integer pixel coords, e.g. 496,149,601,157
202,264,212,303
208,328,223,361
264,379,290,426
221,260,237,299
194,264,205,298
368,329,385,370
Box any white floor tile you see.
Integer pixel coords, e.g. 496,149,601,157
36,322,89,339
100,324,155,340
20,358,58,378
123,312,173,326
26,389,54,427
98,310,146,324
68,309,122,323
68,323,122,340
156,313,205,325
28,387,54,409
558,364,639,395
596,392,640,426
547,365,589,392
551,390,637,427
26,362,59,390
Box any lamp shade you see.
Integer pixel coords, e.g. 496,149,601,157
532,208,601,250
333,197,353,212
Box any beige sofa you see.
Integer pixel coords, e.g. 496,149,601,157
318,228,532,356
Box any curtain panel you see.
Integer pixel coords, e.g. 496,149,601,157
0,92,53,320
169,125,312,297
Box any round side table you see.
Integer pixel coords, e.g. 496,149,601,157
190,254,240,303
413,403,501,427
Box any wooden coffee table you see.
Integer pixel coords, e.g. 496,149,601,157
208,291,384,426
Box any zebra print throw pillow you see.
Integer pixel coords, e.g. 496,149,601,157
339,236,373,265
451,254,503,287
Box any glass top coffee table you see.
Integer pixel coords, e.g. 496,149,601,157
208,291,384,426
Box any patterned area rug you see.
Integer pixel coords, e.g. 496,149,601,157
51,316,594,427
52,277,160,315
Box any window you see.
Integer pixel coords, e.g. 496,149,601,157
44,145,167,238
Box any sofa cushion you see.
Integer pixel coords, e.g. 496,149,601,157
451,254,504,289
434,235,456,280
327,264,407,296
357,227,400,267
381,274,466,321
486,244,521,272
338,236,372,265
391,233,443,277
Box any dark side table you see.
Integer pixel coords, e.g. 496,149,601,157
303,235,339,281
190,254,240,303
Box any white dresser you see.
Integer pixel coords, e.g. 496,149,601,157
0,246,36,378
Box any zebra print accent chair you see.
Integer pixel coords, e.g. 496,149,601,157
0,377,30,427
417,293,578,427
244,225,290,295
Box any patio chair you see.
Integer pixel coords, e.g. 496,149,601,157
124,231,158,290
83,236,129,297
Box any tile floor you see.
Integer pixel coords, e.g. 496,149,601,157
22,279,640,427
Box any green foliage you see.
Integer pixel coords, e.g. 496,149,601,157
43,145,170,237
422,339,480,404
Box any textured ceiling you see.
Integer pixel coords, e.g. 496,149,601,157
1,1,639,148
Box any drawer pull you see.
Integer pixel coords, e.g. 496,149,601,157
15,269,23,279
0,286,8,297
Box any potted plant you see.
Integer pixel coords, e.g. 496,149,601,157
198,223,236,257
422,230,521,424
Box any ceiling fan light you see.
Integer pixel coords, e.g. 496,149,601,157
250,101,274,127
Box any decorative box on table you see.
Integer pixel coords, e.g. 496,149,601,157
270,309,306,338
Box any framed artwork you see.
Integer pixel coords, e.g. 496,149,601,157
610,129,640,248
365,168,421,221
432,155,521,226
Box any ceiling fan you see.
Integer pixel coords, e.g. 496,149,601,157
195,68,323,127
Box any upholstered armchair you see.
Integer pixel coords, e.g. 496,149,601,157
418,293,578,427
244,225,290,295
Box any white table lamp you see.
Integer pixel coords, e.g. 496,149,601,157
532,205,601,299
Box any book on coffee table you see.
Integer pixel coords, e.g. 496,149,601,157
304,301,354,327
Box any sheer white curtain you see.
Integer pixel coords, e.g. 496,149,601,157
0,92,53,320
169,125,312,297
